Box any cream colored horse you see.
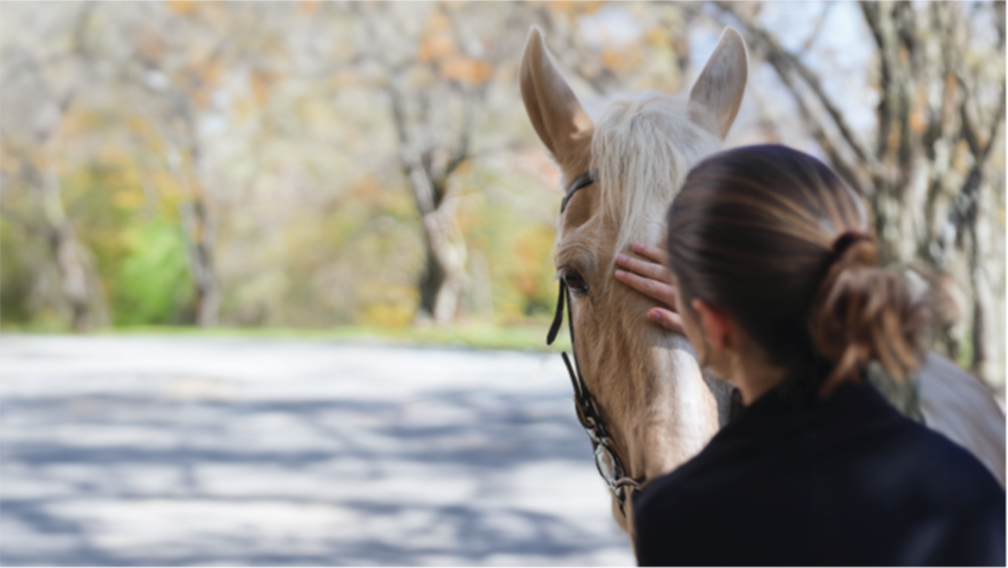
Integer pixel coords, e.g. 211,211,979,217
521,27,744,537
520,27,1006,541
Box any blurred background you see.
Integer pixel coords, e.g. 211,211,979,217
0,0,1003,564
1,0,1005,381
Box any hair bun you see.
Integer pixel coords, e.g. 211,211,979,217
808,232,926,396
832,231,875,260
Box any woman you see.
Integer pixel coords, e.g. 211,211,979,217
613,145,1005,566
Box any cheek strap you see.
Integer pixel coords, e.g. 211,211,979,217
547,279,567,346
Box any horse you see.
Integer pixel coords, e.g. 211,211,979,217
519,26,1006,543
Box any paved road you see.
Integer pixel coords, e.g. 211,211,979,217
0,336,634,566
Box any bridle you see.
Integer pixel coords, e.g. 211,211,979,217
547,171,644,515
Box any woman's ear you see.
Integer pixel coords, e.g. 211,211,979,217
691,298,735,353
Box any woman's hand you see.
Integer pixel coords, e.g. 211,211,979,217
614,241,684,334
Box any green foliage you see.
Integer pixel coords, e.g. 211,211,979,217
0,219,35,324
55,155,194,327
957,333,974,371
113,221,192,326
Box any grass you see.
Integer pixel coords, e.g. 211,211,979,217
3,322,571,352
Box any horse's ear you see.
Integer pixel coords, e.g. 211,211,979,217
520,28,594,163
689,27,748,139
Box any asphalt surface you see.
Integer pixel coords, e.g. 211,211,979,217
0,336,634,566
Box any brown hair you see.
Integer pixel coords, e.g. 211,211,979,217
666,145,927,397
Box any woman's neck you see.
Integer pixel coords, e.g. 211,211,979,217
733,354,789,405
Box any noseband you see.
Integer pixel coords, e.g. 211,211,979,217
548,171,643,515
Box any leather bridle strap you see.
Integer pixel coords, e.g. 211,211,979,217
547,170,593,347
560,171,596,214
548,171,644,515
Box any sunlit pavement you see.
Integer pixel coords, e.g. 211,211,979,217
0,336,634,566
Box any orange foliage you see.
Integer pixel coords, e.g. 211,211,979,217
165,0,196,16
418,34,455,63
199,59,223,86
299,0,320,14
0,153,18,177
645,27,669,48
548,0,604,16
601,48,623,71
440,56,492,85
426,10,451,32
251,69,276,106
886,129,901,154
513,225,555,299
58,107,101,139
112,187,145,211
192,89,211,108
350,173,383,200
601,46,644,74
139,29,165,63
909,110,927,135
332,70,363,89
189,59,224,108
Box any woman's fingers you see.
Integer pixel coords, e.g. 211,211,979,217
615,252,668,282
632,241,669,266
648,308,684,334
614,266,677,308
614,241,683,332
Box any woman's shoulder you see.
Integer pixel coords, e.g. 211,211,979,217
633,391,1003,568
634,389,1003,514
631,424,762,541
887,411,1005,506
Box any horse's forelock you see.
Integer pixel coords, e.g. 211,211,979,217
590,92,722,262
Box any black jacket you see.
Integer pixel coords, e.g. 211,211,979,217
633,381,1005,566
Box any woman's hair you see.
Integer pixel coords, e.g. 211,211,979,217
666,145,927,397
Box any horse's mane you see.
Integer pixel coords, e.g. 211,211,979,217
591,92,722,259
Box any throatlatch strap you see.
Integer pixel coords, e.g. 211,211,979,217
561,352,583,401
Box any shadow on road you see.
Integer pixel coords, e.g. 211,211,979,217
1,339,632,565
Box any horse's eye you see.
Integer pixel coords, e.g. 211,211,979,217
564,271,589,293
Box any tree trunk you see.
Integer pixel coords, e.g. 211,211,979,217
180,197,219,327
424,207,468,325
720,1,1005,386
407,166,468,325
388,84,470,326
168,136,220,328
418,237,446,319
41,167,107,331
409,184,467,326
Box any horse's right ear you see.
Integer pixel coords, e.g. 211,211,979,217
688,27,748,139
520,28,594,164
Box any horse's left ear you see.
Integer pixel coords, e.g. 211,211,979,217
689,27,748,139
520,28,594,166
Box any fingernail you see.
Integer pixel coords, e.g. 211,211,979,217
648,310,660,321
616,254,627,264
615,269,625,278
633,242,644,251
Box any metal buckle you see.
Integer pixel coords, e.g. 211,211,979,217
593,437,624,498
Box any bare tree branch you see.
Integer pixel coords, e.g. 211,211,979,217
716,1,877,172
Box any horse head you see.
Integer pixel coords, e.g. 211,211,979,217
520,27,749,537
